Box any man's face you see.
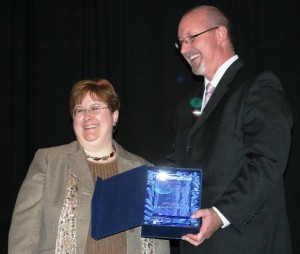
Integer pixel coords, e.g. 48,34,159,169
178,12,219,78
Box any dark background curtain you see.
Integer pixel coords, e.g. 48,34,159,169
1,0,299,253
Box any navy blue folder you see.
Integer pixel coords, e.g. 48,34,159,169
91,165,202,240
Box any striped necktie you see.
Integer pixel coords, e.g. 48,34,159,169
202,83,215,110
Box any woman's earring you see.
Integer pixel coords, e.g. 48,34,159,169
113,122,118,132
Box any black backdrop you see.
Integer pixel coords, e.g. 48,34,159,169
1,0,300,253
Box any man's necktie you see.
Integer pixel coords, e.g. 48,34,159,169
202,83,215,110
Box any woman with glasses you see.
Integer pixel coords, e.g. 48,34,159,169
9,79,170,254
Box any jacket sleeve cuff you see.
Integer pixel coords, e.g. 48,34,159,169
212,206,231,228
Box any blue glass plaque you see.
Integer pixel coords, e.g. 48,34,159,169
143,167,201,230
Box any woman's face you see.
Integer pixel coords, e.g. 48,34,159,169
72,92,118,149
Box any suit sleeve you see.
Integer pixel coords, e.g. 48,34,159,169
8,149,47,253
214,71,293,232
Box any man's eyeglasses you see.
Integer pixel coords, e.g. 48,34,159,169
73,105,109,117
175,27,219,50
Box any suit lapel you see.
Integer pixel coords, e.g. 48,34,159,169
188,59,244,138
67,142,94,192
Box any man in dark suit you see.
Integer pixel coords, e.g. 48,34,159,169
171,5,293,253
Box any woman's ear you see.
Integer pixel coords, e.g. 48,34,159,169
112,110,119,124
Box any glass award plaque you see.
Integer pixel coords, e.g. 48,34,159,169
143,168,201,229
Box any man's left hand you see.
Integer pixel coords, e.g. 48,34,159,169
181,208,223,246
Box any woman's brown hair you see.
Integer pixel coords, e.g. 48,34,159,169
69,79,120,116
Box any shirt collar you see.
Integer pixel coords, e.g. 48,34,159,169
205,55,239,87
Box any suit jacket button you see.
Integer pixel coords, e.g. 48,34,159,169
186,146,192,153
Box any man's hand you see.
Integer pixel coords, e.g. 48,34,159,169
181,208,223,246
